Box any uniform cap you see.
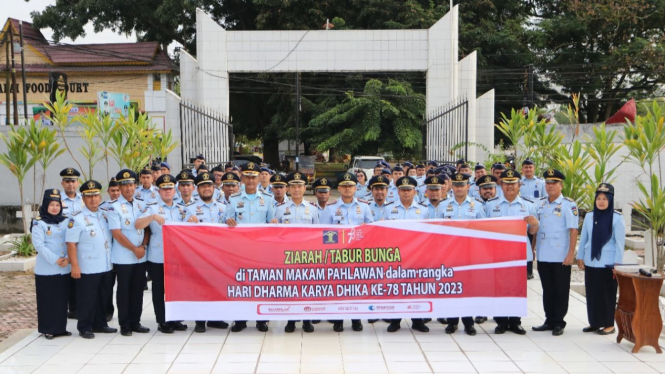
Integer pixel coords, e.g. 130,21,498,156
427,160,438,167
596,183,614,195
155,174,176,189
150,165,161,172
195,171,214,186
380,168,392,176
451,172,471,185
197,164,209,172
368,175,389,188
312,178,331,191
338,173,358,186
260,167,271,174
493,163,507,171
270,174,287,186
115,169,137,184
286,172,307,184
416,164,425,169
543,169,565,182
108,177,119,188
456,159,466,166
176,170,195,183
160,162,171,170
140,168,153,175
425,175,444,189
222,172,241,185
459,164,470,169
80,180,102,196
241,162,260,175
44,188,62,201
211,165,224,173
477,175,498,188
391,166,404,173
60,167,80,180
522,158,535,166
396,176,417,189
195,154,205,161
500,169,521,184
474,164,486,171
374,162,384,168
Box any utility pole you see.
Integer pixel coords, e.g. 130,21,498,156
5,31,10,125
295,72,300,172
9,26,18,126
19,21,27,122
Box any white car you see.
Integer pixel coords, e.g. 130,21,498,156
347,156,386,178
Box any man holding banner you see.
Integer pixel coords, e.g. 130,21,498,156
272,171,318,333
383,176,430,333
225,162,276,332
437,172,487,335
484,169,539,335
320,172,373,333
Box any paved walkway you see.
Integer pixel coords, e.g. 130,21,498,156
0,272,36,342
0,278,664,374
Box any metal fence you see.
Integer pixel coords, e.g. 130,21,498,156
424,98,469,163
179,101,234,165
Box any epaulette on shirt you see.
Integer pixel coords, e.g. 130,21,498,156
474,198,484,204
357,198,369,204
384,201,395,206
261,190,274,197
328,199,338,205
135,196,144,201
564,197,575,203
72,211,81,216
522,197,534,203
418,201,429,207
487,196,500,202
540,197,547,200
230,192,242,197
276,201,287,207
614,210,623,215
147,202,157,206
109,199,118,204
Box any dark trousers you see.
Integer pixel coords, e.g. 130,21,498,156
495,316,521,326
76,271,113,333
447,317,473,327
149,262,166,324
585,266,617,328
115,262,147,330
389,318,422,324
331,319,361,324
106,268,116,317
527,233,535,276
35,274,69,335
68,276,77,313
538,261,571,328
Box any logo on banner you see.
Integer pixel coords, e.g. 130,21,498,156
304,306,326,312
323,230,338,244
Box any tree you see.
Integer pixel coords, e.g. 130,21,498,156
308,79,424,158
532,0,665,123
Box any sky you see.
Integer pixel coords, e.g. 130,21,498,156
4,0,137,45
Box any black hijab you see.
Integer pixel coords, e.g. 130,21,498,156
591,183,615,261
37,188,66,225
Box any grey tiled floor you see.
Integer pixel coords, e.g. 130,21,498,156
0,278,663,374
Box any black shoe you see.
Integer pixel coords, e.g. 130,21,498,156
131,325,150,333
303,321,314,333
437,318,448,324
552,326,564,336
256,322,269,332
285,321,296,333
445,324,457,334
105,314,113,322
67,311,77,319
333,322,344,332
527,274,535,280
206,321,229,329
195,322,206,333
55,331,72,337
509,324,527,335
474,317,487,324
464,326,477,336
120,328,132,336
382,319,391,323
92,326,117,334
352,320,363,332
422,318,432,323
172,322,188,331
598,327,615,335
231,322,246,332
79,331,95,339
532,323,553,332
158,323,174,334
495,324,508,334
412,322,429,333
583,326,600,333
368,319,379,323
44,334,54,340
387,322,401,333
143,284,149,291
311,320,321,324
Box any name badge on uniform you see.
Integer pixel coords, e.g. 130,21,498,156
284,219,290,224
534,190,540,198
259,198,265,206
391,207,398,214
150,191,156,198
335,208,342,216
90,230,96,237
446,204,453,212
159,207,165,215
284,207,291,216
554,205,562,217
305,208,310,215
46,227,52,236
125,218,130,226
356,206,361,215
237,202,244,208
121,204,128,213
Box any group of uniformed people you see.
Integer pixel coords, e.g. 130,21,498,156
32,154,624,340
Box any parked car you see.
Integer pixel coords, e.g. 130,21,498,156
347,156,386,177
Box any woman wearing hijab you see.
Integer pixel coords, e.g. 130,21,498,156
32,188,71,339
576,183,625,335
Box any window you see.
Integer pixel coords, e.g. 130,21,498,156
153,74,162,91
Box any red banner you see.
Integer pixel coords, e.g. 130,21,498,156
163,218,527,321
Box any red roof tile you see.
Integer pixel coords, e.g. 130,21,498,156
36,42,159,65
1,19,49,46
